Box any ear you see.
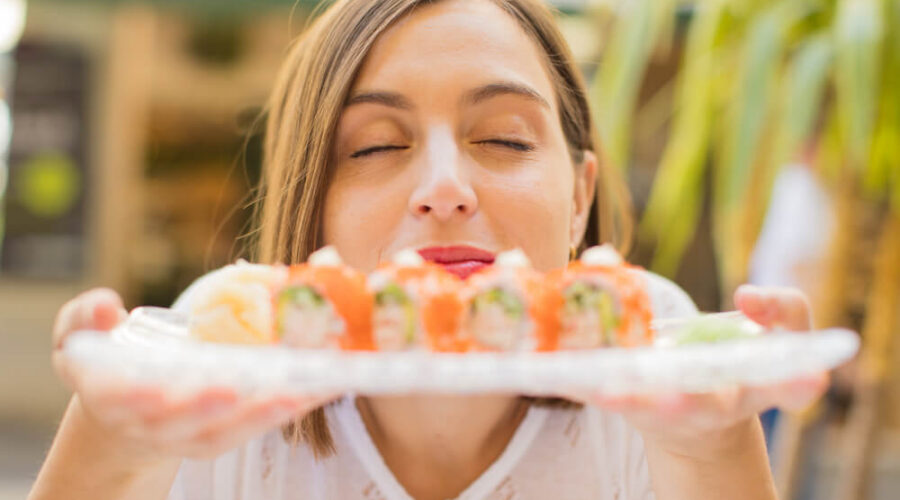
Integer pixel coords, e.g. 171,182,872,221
570,150,597,248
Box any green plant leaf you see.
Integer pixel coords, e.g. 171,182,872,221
640,0,726,277
816,106,845,183
711,3,800,293
592,0,678,173
864,0,900,202
834,0,884,170
717,4,796,211
650,172,703,276
891,0,900,213
776,34,833,171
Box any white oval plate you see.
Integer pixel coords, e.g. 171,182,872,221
61,306,859,397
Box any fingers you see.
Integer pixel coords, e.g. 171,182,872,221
51,286,332,461
734,284,812,331
103,387,238,432
53,288,128,350
589,371,830,432
74,380,333,461
740,372,830,413
184,396,316,457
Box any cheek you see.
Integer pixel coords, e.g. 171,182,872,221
478,164,572,271
322,177,410,271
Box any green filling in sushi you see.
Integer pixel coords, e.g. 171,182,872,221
275,285,335,344
674,317,753,345
278,285,325,309
471,287,524,318
597,292,619,341
564,281,621,332
375,283,417,344
375,283,407,306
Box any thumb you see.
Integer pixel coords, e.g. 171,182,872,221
53,288,127,350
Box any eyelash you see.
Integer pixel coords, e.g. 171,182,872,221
350,145,409,158
349,139,534,158
477,139,534,152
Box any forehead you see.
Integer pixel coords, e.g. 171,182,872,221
352,0,556,106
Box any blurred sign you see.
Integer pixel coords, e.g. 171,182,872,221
0,42,89,279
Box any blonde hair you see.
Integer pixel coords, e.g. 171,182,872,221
249,0,633,458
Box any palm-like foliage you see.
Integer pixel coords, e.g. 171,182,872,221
591,0,898,300
591,5,899,493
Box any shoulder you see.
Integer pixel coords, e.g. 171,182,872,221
628,268,699,320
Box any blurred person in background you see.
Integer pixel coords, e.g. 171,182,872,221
750,152,835,452
28,1,828,499
749,124,855,500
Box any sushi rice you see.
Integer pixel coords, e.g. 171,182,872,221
368,249,427,350
462,249,542,352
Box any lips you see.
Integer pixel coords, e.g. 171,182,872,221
417,245,496,279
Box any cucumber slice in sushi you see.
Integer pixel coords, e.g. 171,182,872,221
373,282,418,349
276,285,344,348
467,286,529,350
561,280,622,348
471,287,525,317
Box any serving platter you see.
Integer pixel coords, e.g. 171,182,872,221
62,306,859,397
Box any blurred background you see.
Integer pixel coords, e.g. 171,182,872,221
0,0,897,499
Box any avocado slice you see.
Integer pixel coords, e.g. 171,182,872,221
471,287,524,318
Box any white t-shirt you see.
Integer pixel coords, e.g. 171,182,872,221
749,164,834,288
166,269,698,500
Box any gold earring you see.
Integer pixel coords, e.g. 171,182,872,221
569,244,578,262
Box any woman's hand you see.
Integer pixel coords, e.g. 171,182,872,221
587,285,830,460
52,288,335,464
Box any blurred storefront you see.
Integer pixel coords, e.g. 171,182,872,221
0,2,310,496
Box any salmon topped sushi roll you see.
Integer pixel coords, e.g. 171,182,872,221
544,244,652,349
368,249,431,350
418,266,467,352
369,248,468,352
275,246,374,350
461,249,547,351
188,259,288,344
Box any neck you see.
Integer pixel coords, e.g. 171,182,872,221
356,394,529,500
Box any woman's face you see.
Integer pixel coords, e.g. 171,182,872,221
323,0,596,275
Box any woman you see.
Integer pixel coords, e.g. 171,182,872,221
29,1,827,499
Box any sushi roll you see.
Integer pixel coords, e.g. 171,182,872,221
188,259,288,344
543,244,653,349
274,246,374,350
418,265,468,352
368,249,466,351
460,249,549,351
368,249,430,350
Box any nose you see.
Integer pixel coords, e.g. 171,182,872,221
408,127,478,221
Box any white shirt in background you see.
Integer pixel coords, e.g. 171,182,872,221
749,164,835,289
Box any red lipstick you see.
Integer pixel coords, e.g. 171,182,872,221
417,245,496,279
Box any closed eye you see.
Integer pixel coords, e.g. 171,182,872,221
350,145,409,158
476,139,534,152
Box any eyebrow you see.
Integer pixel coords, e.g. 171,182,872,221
464,81,550,109
346,91,414,110
345,81,550,110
